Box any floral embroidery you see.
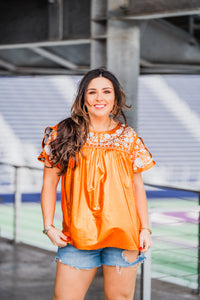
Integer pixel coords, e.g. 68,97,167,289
84,123,155,172
44,144,51,156
132,136,154,171
38,123,155,172
38,126,57,163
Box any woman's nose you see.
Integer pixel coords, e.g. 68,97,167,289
96,92,103,100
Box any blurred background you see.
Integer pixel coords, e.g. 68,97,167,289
0,1,200,299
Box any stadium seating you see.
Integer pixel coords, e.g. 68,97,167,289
0,75,199,193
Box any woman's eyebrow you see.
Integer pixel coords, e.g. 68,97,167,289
87,87,113,90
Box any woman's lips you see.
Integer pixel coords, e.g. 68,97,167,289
94,104,106,109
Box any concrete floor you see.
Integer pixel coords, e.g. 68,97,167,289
0,238,199,300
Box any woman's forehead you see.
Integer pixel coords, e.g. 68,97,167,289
87,77,113,89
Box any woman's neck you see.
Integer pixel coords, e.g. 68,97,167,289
89,117,116,132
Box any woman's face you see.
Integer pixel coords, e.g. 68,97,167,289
84,77,115,119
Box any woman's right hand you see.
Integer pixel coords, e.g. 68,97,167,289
47,227,71,247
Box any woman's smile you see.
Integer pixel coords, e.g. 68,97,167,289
93,104,107,109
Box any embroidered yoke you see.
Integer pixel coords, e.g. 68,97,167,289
38,122,155,250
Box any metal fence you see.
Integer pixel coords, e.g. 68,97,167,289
0,162,200,299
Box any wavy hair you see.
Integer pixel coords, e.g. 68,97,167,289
50,68,130,175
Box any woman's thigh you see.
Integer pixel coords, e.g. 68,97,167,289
103,264,138,300
102,248,144,300
54,261,98,300
54,244,102,300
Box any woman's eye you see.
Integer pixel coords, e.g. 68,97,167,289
104,90,111,94
89,91,96,94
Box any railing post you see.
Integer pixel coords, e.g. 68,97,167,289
140,215,152,300
140,248,151,300
198,193,200,295
14,166,21,243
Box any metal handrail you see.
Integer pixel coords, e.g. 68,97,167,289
0,161,43,170
144,181,200,194
0,162,43,244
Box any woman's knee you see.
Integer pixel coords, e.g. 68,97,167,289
53,292,83,300
105,289,134,300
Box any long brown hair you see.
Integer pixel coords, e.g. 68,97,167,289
50,68,130,175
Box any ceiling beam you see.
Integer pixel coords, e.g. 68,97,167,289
0,58,17,71
30,47,78,69
0,39,90,50
140,19,200,64
141,63,200,74
0,60,199,76
0,55,89,75
0,66,89,76
122,9,200,20
128,0,200,19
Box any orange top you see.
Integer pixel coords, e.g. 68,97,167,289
38,122,155,250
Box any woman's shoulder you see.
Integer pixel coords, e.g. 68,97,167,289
42,124,58,148
44,124,58,134
44,117,75,134
121,123,138,140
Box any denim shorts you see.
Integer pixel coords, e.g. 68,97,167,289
55,244,146,270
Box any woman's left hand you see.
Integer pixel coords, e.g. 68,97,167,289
139,229,152,252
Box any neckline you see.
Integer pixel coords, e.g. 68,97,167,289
89,122,121,134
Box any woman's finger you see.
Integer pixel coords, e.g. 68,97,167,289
56,241,68,247
139,231,152,252
46,227,72,247
139,237,146,251
47,228,65,245
54,236,68,246
60,233,71,242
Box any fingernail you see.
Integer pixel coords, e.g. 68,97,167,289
66,237,71,241
139,247,143,250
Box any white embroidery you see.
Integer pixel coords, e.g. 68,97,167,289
44,145,51,155
134,158,143,167
41,123,154,171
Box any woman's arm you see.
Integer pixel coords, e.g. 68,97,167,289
41,160,69,247
133,172,152,252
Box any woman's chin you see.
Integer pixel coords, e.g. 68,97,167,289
88,110,110,119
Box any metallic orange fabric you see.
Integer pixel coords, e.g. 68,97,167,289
38,123,155,250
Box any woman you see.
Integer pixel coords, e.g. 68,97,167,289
38,68,155,300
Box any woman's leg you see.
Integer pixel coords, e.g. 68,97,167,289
103,250,139,300
53,261,98,300
103,265,138,300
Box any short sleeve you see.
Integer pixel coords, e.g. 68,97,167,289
132,134,155,172
37,125,57,165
